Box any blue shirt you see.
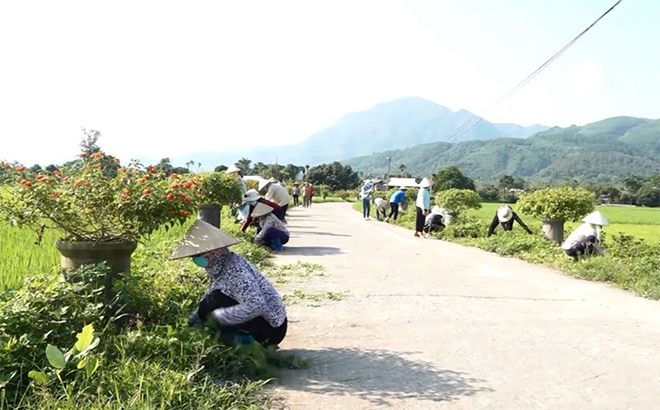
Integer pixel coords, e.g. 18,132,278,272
390,190,406,204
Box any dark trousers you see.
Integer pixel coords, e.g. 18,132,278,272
415,207,425,232
258,227,290,248
197,290,287,346
362,198,371,218
281,204,289,219
273,207,285,221
376,207,387,221
564,235,598,260
388,203,399,220
293,195,299,206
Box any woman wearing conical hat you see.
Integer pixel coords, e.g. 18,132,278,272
251,202,290,252
487,205,533,237
562,211,608,261
239,189,284,232
414,178,432,237
170,220,287,345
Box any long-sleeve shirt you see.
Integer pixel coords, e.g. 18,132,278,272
416,188,430,210
389,190,405,204
360,186,373,200
265,183,291,207
254,213,289,244
562,223,599,250
240,198,282,232
205,249,286,327
374,197,389,211
238,177,246,197
487,211,532,237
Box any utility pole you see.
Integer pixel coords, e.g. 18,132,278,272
385,156,391,187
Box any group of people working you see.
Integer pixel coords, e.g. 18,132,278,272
359,178,611,260
360,178,445,237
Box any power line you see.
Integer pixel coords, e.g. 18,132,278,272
441,0,625,144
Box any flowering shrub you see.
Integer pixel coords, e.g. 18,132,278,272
0,152,199,242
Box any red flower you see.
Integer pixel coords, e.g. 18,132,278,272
170,173,179,179
184,182,193,189
166,193,174,201
185,198,191,204
94,163,102,168
74,179,85,187
79,153,88,158
181,210,190,217
178,193,186,200
51,192,59,199
16,165,26,172
20,179,32,187
84,182,91,188
53,170,61,177
142,188,151,195
170,183,180,189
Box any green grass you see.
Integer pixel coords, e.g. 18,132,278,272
466,203,660,243
0,208,299,409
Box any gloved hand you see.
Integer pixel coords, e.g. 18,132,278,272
188,309,203,326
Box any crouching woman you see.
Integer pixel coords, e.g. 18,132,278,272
252,202,290,251
562,211,608,261
170,220,287,346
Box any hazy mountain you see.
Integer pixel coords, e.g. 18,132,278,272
174,97,548,169
343,117,660,184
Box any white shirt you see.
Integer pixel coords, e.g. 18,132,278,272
374,197,389,210
562,223,599,250
265,183,291,207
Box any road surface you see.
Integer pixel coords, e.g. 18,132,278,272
272,203,660,410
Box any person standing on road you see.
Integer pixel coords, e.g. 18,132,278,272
309,184,315,207
291,182,300,206
360,181,374,220
414,178,432,237
171,220,288,346
374,197,390,221
562,211,608,261
301,183,311,208
486,205,533,237
385,187,406,222
260,178,291,221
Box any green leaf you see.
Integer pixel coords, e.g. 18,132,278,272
28,370,49,385
46,344,66,369
85,356,99,378
77,358,87,369
74,324,94,353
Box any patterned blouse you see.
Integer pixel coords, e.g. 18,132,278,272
204,248,286,328
254,213,289,244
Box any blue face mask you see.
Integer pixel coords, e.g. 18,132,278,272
192,255,208,268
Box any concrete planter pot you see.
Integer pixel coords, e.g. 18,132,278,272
542,219,565,243
55,240,138,274
197,204,222,228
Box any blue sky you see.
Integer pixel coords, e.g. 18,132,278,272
0,0,657,165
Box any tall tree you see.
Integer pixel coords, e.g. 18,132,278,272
306,162,360,190
156,158,174,176
236,158,252,175
214,165,228,172
79,128,102,156
433,166,475,191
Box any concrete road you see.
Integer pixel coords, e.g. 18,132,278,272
273,203,660,410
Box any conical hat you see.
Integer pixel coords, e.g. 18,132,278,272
251,202,274,218
169,220,239,260
225,165,241,174
582,211,609,226
497,206,513,222
243,189,261,204
258,178,271,191
419,178,432,188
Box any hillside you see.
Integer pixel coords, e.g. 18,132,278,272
344,117,660,184
175,97,548,168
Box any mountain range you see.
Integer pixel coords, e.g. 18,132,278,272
175,97,548,168
343,116,660,185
